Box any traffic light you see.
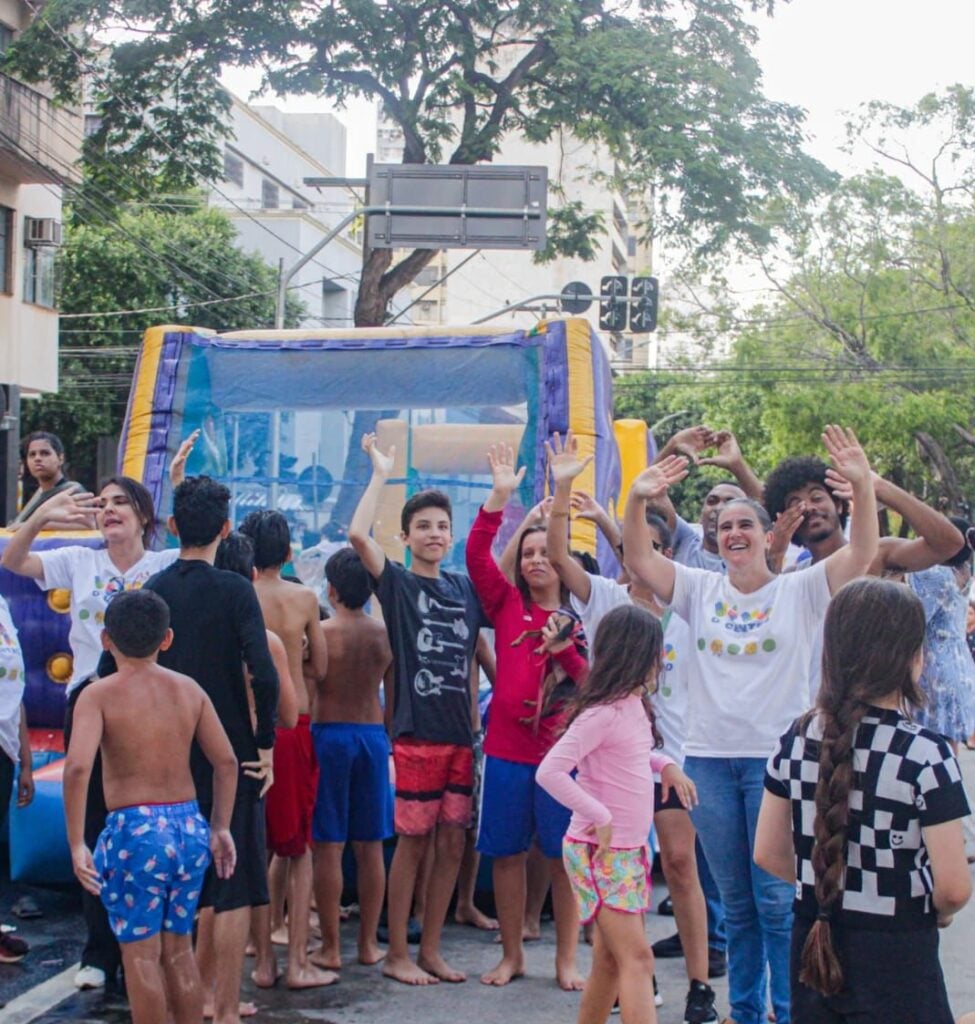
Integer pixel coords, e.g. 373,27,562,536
629,276,658,333
599,275,628,332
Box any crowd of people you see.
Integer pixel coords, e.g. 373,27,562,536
0,422,973,1024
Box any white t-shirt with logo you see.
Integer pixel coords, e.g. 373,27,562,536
36,545,180,692
570,573,690,765
0,596,25,763
670,559,830,759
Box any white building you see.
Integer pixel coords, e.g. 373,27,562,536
376,101,655,368
0,0,82,394
209,96,364,329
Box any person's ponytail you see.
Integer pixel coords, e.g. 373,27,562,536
799,698,868,996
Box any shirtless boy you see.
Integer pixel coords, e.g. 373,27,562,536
310,547,394,971
350,434,486,986
238,510,332,990
64,589,238,1024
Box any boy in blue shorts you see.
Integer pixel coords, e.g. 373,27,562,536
64,589,238,1024
311,548,394,972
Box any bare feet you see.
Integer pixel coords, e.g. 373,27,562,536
417,951,466,983
556,961,586,992
383,955,439,986
270,924,289,947
357,939,386,966
309,947,341,971
455,905,499,931
286,963,339,989
203,1001,258,1019
250,955,281,988
480,955,525,986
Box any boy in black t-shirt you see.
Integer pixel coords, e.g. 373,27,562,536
350,433,485,987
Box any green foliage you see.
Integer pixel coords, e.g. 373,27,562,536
616,89,975,515
6,0,832,322
23,202,304,487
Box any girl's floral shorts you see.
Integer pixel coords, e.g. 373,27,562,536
562,838,652,924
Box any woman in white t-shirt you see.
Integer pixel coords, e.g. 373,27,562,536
621,427,879,1024
0,474,178,989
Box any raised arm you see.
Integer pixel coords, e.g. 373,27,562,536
63,688,105,895
546,431,595,603
570,491,622,559
194,688,239,879
821,426,879,594
169,429,201,489
1,488,98,579
873,476,965,574
698,430,764,502
348,433,395,580
621,457,689,605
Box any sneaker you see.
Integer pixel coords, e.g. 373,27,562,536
0,932,28,964
708,947,728,979
74,965,106,990
653,975,663,1007
684,979,718,1024
651,931,683,958
656,894,674,916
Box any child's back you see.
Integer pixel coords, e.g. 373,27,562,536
316,613,390,725
95,663,208,809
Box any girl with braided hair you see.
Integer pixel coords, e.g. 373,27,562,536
756,577,972,1023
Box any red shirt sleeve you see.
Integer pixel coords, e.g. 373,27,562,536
465,506,516,622
552,644,589,684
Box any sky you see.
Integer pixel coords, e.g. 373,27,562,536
221,0,975,180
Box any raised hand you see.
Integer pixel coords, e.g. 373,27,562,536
664,425,714,464
699,429,743,470
822,425,870,488
631,455,689,501
486,442,526,497
169,429,200,488
771,504,806,554
525,495,555,525
545,430,593,488
570,490,606,522
362,432,395,480
45,489,100,529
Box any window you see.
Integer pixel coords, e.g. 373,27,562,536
0,207,12,294
84,114,103,138
611,242,627,274
223,149,244,187
292,196,310,211
23,246,56,308
0,23,14,55
261,178,279,210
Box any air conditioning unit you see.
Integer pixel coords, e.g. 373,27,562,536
24,217,62,247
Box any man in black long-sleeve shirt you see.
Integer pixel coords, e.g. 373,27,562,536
101,476,278,1024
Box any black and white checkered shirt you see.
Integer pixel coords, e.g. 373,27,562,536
765,707,970,930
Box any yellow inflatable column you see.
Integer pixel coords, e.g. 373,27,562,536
614,419,650,516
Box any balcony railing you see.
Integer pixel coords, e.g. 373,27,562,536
0,72,82,185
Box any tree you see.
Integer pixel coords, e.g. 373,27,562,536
8,0,833,327
617,88,975,514
26,201,304,487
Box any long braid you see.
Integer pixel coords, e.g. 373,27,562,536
799,697,870,995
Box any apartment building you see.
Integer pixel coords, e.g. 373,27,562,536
0,0,82,394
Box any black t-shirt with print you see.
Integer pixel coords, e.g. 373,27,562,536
372,558,486,747
766,707,971,930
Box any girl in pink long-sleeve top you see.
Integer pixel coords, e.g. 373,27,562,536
466,443,589,991
538,604,697,1024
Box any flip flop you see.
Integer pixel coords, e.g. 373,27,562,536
11,897,41,920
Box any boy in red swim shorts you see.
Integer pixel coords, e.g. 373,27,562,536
350,434,487,986
239,510,332,990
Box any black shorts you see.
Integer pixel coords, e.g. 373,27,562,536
198,782,270,913
791,917,953,1024
653,780,686,814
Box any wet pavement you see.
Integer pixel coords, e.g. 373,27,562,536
6,747,975,1022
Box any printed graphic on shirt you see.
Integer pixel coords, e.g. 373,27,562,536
80,569,158,623
0,617,20,681
659,643,677,697
413,590,471,698
696,601,777,657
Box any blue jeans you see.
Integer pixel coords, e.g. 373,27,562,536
686,756,793,1024
697,836,726,954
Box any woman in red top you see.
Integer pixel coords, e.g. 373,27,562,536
466,442,589,990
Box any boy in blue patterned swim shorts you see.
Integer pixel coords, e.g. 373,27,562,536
64,589,239,1024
